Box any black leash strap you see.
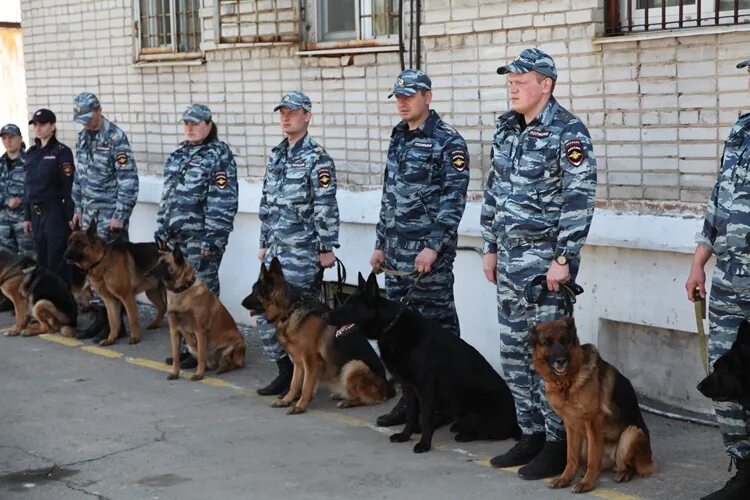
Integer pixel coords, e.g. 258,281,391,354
382,271,425,333
523,274,584,317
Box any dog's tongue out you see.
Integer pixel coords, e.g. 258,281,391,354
335,323,356,337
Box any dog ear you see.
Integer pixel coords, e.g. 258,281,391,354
358,272,367,289
154,236,167,252
173,244,185,266
72,217,81,232
86,218,98,240
365,272,379,299
564,316,580,344
260,262,269,280
269,257,284,277
737,320,750,346
529,325,539,347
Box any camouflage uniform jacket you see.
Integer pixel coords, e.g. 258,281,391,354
156,139,239,253
258,133,339,252
375,110,470,253
73,118,138,222
697,112,750,275
480,97,597,263
0,151,26,213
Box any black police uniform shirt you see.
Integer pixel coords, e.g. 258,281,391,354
24,136,76,222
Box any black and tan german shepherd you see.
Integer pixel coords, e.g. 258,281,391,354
242,258,394,414
697,319,750,411
531,317,654,493
327,272,520,453
64,219,166,345
148,242,246,381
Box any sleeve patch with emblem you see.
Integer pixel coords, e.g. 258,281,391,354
564,140,584,167
214,170,228,189
116,152,129,167
61,162,74,176
450,150,467,172
317,167,332,188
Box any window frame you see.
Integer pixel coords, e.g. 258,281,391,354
315,0,398,44
610,0,750,35
133,0,203,63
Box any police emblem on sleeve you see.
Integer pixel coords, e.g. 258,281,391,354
62,163,73,176
565,140,584,167
318,168,331,188
214,170,228,189
450,150,467,172
116,152,128,167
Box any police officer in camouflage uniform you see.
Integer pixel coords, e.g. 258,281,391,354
686,58,750,500
370,69,470,427
256,91,340,396
481,49,597,480
0,124,33,256
71,92,139,340
156,104,239,369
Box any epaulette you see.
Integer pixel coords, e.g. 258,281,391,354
555,107,576,124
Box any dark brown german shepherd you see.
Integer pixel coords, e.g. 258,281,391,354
530,317,654,493
64,219,166,346
148,243,246,381
242,258,393,415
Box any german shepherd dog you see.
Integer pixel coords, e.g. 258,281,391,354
530,317,654,493
698,319,750,411
1,256,77,338
148,242,246,381
64,219,166,346
242,258,393,415
327,272,521,453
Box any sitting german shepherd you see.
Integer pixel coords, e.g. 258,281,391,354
531,317,654,493
149,242,245,381
242,258,393,414
1,257,78,338
697,319,750,411
327,272,520,453
64,219,166,346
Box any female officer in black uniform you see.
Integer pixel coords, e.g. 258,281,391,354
24,108,75,283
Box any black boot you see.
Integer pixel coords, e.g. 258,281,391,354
165,351,199,369
90,307,128,343
376,395,407,427
701,458,750,500
518,439,567,480
257,356,293,396
76,305,107,339
490,432,545,468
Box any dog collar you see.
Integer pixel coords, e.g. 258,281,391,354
85,256,105,272
170,275,196,293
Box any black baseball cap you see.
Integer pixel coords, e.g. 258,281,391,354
29,108,56,125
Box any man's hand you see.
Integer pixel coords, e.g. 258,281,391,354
23,221,31,235
202,248,216,257
8,197,21,209
257,248,267,262
483,253,497,284
415,248,438,274
686,265,707,302
319,251,336,269
546,260,570,292
109,218,124,230
370,249,385,272
69,212,82,230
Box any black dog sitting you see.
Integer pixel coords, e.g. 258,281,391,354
327,272,520,453
697,320,750,411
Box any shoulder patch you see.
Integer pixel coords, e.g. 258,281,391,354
61,162,74,176
317,167,332,188
564,140,584,167
116,152,129,166
214,170,228,189
450,150,467,172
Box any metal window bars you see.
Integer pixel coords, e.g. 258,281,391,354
137,0,200,55
605,0,750,35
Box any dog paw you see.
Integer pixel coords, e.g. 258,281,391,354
98,338,115,346
389,432,411,443
167,373,179,380
190,374,204,381
4,330,19,337
128,337,140,345
548,476,573,489
287,406,306,415
271,399,291,408
413,442,431,453
571,481,594,494
613,470,634,483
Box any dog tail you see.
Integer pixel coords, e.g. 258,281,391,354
342,360,389,405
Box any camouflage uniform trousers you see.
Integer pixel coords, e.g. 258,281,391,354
496,239,567,441
257,245,322,362
707,263,750,460
383,238,460,337
0,209,33,255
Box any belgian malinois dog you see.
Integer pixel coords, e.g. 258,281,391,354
148,242,245,381
64,219,166,345
531,317,654,493
242,258,393,415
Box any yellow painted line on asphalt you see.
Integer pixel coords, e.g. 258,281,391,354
34,336,644,500
39,334,83,347
80,346,123,358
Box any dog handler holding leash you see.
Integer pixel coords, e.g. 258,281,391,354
685,57,750,500
480,48,597,480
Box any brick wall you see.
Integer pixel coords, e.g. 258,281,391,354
20,0,750,212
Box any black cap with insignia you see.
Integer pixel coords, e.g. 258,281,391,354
29,108,56,125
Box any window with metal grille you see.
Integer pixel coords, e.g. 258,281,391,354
135,0,202,60
318,0,398,41
216,0,300,44
605,0,750,35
